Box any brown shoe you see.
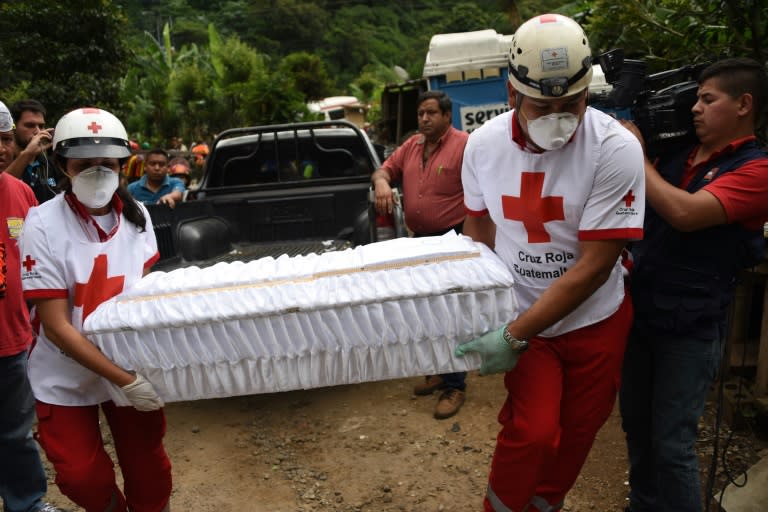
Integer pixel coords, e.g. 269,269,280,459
413,375,445,396
434,388,466,419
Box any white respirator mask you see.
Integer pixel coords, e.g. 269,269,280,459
524,112,579,151
70,165,119,209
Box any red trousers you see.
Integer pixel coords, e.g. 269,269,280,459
35,400,172,512
485,294,632,512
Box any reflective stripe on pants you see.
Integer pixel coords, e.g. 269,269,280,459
488,485,564,512
487,484,514,512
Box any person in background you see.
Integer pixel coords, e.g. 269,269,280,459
123,143,145,185
0,128,15,172
371,90,469,420
6,99,59,203
619,58,768,512
0,100,65,512
190,141,208,169
169,136,187,152
168,156,192,188
127,148,185,208
454,14,645,511
20,107,172,512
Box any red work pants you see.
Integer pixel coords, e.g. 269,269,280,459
35,400,172,512
485,294,632,512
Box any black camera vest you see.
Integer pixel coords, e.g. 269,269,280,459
631,140,767,337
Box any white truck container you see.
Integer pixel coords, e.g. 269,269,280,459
423,29,513,133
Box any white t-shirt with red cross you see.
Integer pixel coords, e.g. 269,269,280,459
20,193,158,406
462,107,645,337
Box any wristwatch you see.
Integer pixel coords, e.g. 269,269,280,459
502,326,529,352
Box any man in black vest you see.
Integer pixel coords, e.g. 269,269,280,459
619,58,768,512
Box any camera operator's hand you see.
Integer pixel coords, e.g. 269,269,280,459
4,127,55,180
24,128,55,156
619,120,647,155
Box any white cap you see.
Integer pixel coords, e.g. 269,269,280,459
0,101,14,132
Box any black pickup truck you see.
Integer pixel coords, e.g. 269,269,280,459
146,120,405,271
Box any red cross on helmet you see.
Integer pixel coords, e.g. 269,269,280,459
53,107,131,159
508,14,593,99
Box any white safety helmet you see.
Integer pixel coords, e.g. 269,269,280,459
508,14,593,99
0,100,14,132
53,107,131,159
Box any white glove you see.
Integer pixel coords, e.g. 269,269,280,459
121,373,164,411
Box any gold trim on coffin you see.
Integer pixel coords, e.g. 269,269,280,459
118,251,482,304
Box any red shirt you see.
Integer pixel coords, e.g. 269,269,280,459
681,136,768,230
0,172,38,357
382,126,469,234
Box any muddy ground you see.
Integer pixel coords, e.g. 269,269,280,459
28,372,768,512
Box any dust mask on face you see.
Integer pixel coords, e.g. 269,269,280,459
70,165,119,209
523,111,579,151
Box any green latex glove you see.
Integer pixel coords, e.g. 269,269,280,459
454,325,529,375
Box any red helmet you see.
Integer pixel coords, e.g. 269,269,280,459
170,163,190,176
191,142,209,155
169,156,191,176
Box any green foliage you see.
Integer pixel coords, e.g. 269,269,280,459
0,81,34,110
437,2,511,33
169,60,214,141
120,31,176,144
352,73,382,105
244,0,330,55
169,17,211,48
5,0,764,147
208,29,270,129
241,72,308,125
278,53,335,101
583,0,767,71
320,5,381,87
0,0,130,120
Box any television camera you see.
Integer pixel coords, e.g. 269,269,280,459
589,49,709,158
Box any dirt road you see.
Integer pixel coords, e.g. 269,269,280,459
35,372,763,512
35,372,631,511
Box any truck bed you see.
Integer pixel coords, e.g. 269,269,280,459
151,238,352,272
145,120,384,271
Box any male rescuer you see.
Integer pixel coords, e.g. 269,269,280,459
454,14,646,512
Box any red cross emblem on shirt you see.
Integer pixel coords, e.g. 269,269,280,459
86,121,103,134
23,255,36,272
501,172,564,243
623,190,635,207
73,254,125,320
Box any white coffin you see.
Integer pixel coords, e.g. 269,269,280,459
84,232,517,404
